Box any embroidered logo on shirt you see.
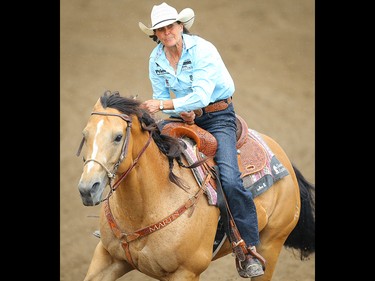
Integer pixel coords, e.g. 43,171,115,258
182,59,192,71
155,69,167,75
182,60,191,66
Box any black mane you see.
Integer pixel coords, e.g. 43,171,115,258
100,90,142,117
100,90,193,190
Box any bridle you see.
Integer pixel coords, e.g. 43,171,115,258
76,110,205,269
76,111,153,199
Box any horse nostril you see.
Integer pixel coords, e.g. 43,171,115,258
91,182,100,194
78,182,100,197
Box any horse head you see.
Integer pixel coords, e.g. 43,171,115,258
76,91,143,206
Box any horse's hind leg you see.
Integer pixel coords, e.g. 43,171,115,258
255,208,299,280
84,241,134,281
254,235,286,281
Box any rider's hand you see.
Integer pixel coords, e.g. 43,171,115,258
179,111,196,125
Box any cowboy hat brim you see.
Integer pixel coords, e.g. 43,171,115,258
139,8,195,36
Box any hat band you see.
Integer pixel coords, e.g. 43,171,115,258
152,18,176,28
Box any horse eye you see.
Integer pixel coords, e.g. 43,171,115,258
115,134,123,142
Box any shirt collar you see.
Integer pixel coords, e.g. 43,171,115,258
181,34,196,51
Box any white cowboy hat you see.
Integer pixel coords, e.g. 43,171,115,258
138,2,195,36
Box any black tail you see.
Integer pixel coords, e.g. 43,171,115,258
284,164,315,260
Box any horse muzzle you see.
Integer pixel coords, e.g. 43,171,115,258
78,175,108,206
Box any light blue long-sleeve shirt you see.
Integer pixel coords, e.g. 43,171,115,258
148,34,235,116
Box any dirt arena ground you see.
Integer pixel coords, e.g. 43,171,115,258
60,0,315,280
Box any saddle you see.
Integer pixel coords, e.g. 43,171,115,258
161,114,267,179
161,114,267,266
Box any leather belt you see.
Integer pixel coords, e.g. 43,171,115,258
193,97,232,117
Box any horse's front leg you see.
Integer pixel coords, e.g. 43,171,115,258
84,241,134,281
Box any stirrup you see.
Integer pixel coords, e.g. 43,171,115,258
247,246,266,270
236,254,265,278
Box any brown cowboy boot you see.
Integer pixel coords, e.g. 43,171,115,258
235,246,266,278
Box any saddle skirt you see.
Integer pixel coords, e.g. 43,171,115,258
161,114,289,204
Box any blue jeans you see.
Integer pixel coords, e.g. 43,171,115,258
162,102,260,246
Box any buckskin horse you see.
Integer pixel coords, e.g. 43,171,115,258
76,90,315,281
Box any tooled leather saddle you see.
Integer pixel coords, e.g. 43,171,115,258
161,114,267,182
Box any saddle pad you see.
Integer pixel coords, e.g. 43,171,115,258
181,129,289,203
243,129,289,197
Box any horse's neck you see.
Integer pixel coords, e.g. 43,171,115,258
110,136,186,226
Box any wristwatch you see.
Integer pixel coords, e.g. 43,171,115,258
159,100,164,110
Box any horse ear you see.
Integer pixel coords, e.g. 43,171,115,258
93,97,104,111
